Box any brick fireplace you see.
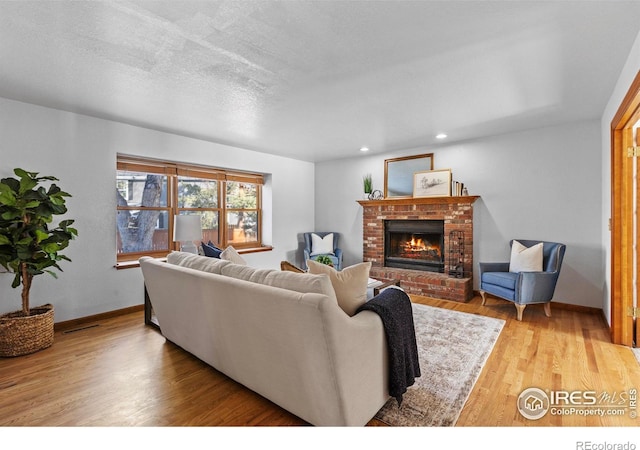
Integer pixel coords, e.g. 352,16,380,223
358,196,479,302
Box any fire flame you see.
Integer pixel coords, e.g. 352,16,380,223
404,237,440,255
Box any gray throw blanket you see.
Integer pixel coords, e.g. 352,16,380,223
356,287,421,406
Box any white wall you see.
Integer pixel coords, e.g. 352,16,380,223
600,30,640,325
0,97,315,321
316,120,603,308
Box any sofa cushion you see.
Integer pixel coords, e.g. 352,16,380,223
220,245,247,265
509,240,543,273
307,260,371,316
166,251,231,274
221,263,274,284
220,263,338,304
201,241,223,258
264,271,337,301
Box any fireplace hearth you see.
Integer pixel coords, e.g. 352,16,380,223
385,220,444,272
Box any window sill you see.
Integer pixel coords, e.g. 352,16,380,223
115,245,273,269
115,258,166,270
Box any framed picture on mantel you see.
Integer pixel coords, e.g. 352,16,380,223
384,153,434,198
413,168,452,197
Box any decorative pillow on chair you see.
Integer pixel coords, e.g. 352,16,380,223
307,259,371,316
509,240,543,273
310,233,334,256
201,241,223,258
220,245,247,265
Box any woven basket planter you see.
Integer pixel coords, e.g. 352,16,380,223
0,304,54,357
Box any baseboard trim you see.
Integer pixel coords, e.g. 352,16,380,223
54,304,144,332
551,301,602,315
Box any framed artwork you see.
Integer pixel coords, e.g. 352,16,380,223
384,153,434,198
413,169,452,197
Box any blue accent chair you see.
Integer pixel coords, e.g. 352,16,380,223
303,232,343,271
478,239,566,321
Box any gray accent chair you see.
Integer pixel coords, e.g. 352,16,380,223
303,232,343,270
478,239,566,321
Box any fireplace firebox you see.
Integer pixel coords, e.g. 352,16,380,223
384,220,445,272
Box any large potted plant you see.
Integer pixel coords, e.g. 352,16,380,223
0,168,77,357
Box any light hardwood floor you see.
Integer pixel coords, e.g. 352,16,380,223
1,295,638,427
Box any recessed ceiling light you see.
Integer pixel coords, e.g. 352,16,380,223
360,147,370,152
436,133,447,140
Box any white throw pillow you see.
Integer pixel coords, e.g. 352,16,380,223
307,259,371,316
310,233,334,256
220,245,247,265
509,241,543,273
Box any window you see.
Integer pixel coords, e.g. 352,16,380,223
116,155,264,263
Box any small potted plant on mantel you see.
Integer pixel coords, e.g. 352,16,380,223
0,168,78,357
362,173,373,200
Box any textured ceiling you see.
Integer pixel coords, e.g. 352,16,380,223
1,1,639,162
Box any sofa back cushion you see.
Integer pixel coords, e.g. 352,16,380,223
221,263,338,305
167,251,231,274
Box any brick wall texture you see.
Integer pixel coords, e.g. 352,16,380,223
361,198,477,302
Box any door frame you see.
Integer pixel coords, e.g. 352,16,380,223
610,70,640,346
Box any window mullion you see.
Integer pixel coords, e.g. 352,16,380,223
221,180,227,247
170,174,179,251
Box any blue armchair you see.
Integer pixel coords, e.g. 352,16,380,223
303,232,343,270
478,239,566,321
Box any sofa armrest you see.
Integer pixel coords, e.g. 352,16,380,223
321,306,389,425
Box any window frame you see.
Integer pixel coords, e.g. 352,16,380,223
116,155,265,264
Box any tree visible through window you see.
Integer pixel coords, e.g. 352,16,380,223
116,171,169,254
116,156,263,263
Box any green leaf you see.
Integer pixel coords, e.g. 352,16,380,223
19,176,38,195
0,234,10,245
0,184,16,206
34,229,49,243
16,236,33,245
22,200,40,209
13,168,32,178
58,219,74,228
50,196,64,205
42,242,60,253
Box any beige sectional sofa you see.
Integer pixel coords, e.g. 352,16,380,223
139,252,389,426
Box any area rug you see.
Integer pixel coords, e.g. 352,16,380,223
374,303,505,426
